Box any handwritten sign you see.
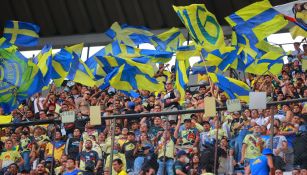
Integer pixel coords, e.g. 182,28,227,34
226,99,241,112
61,111,75,123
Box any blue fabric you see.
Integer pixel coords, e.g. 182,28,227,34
250,155,269,175
21,151,31,172
157,159,174,175
229,8,279,44
134,156,145,174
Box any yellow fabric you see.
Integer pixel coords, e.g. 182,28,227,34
173,4,225,52
45,142,65,161
118,170,128,175
243,134,262,159
225,0,288,42
152,27,186,52
290,11,307,39
209,128,227,140
157,138,175,159
105,153,126,175
0,150,21,168
198,74,209,83
246,51,284,75
0,115,13,124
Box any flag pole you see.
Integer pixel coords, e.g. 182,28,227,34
108,118,116,175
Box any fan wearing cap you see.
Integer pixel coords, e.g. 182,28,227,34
174,150,189,175
246,148,274,175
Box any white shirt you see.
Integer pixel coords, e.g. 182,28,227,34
34,97,45,113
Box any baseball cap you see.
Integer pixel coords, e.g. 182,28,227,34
177,150,187,158
128,101,135,109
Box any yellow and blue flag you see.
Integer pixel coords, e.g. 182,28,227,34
208,73,251,102
105,22,154,47
0,60,44,114
101,62,164,92
0,37,17,53
173,4,225,51
151,27,186,52
0,48,28,87
175,46,193,104
202,46,238,72
245,51,284,75
225,0,288,45
51,47,74,87
85,41,174,79
36,45,52,86
3,21,40,47
66,44,97,87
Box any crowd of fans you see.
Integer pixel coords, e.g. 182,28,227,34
0,43,306,175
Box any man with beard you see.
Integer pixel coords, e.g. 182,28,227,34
77,140,102,174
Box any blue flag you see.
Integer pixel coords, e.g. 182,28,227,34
3,21,40,47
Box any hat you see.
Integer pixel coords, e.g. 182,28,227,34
128,101,135,109
262,148,273,155
177,150,187,158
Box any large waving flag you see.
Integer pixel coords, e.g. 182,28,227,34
3,21,40,47
173,4,225,51
105,22,154,47
0,48,28,87
209,73,251,103
66,44,97,87
0,60,44,114
85,41,174,79
36,45,52,86
246,51,284,75
175,46,193,104
151,27,186,52
51,48,73,87
100,58,164,92
202,46,238,72
225,0,288,45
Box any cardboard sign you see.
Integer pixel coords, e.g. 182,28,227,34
302,59,307,71
61,111,75,123
249,92,267,109
204,97,216,117
226,99,241,112
90,106,101,125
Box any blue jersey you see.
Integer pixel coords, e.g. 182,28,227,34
64,169,81,175
250,155,269,175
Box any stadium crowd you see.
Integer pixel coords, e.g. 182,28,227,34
0,43,306,175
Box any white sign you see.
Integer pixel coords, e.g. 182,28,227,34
226,99,241,112
249,92,267,109
61,111,75,123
